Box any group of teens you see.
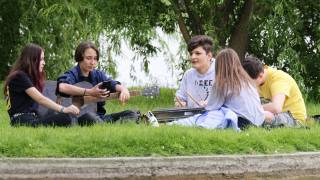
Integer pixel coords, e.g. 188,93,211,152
4,35,307,129
173,35,306,129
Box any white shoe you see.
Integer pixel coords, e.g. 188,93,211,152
146,111,159,127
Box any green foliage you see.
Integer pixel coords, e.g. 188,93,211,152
249,0,320,100
18,0,103,79
0,0,319,100
0,0,103,80
0,0,21,79
92,0,320,99
94,0,176,72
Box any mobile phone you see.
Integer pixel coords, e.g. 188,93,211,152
99,80,112,90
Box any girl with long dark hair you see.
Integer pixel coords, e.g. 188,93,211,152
4,43,79,127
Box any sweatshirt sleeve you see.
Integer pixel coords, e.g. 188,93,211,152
175,72,188,102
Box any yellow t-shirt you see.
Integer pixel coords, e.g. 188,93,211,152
259,67,307,123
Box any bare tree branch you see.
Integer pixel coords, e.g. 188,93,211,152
216,0,237,46
183,0,204,35
171,0,191,43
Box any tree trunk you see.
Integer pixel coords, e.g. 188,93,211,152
229,0,254,61
171,0,191,43
184,0,204,35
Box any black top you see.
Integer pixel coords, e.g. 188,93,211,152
7,71,38,116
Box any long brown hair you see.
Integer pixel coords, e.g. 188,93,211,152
214,48,253,98
4,43,45,96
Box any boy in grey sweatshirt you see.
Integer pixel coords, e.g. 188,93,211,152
175,35,215,108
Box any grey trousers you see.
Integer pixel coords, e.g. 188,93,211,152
263,111,302,128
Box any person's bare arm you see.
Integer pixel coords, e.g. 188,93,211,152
262,93,286,114
174,96,187,107
264,110,274,123
115,84,130,103
26,87,79,115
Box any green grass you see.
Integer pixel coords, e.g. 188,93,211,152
0,123,320,157
105,88,176,113
0,87,320,157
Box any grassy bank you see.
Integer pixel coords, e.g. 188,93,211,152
0,88,319,157
1,124,320,157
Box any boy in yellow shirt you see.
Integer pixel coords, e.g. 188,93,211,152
242,56,307,127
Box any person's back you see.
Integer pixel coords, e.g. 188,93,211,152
206,49,265,126
207,83,265,126
259,66,306,122
242,56,307,125
6,71,38,117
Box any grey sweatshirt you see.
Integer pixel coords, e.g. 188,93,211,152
176,62,215,108
206,84,265,126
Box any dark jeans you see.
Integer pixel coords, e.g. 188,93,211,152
238,117,255,130
10,113,72,127
103,110,140,123
77,112,102,126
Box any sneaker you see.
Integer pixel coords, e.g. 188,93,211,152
146,111,159,127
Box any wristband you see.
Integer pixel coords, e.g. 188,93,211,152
60,107,65,113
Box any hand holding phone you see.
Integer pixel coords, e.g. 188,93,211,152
99,80,112,90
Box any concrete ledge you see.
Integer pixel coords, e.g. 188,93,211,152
1,152,320,179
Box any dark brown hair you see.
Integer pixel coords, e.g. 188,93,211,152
242,56,264,79
187,35,213,54
74,41,99,62
4,43,45,96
